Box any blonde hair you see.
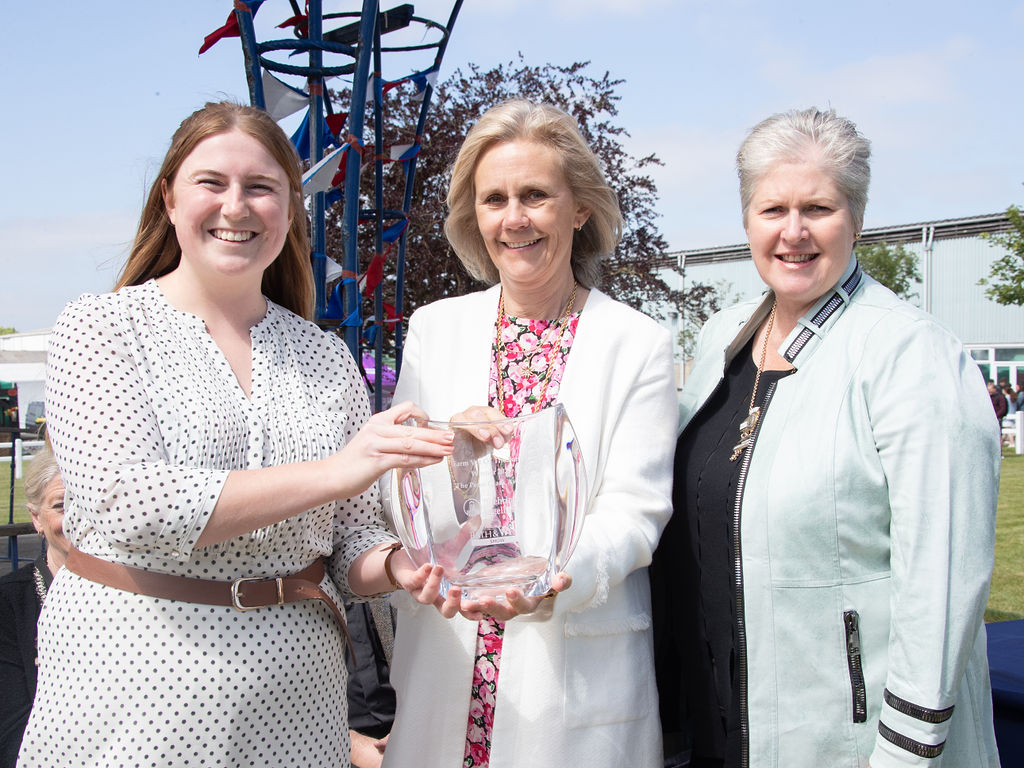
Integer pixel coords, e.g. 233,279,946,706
444,100,622,287
115,102,313,319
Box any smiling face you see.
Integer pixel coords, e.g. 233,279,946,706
30,474,68,563
163,128,292,288
473,140,589,298
745,158,857,319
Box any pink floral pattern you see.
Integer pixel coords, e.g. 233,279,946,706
462,309,580,767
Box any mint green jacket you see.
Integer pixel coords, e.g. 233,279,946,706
676,258,1000,767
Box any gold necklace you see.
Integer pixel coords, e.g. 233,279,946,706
494,282,578,415
730,301,776,462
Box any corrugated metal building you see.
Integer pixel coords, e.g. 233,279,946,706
662,211,1024,386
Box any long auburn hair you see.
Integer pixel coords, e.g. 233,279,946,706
115,102,313,319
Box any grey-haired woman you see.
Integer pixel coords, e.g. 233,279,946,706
652,108,1000,767
0,446,66,767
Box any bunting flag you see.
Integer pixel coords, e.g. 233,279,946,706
198,0,265,54
325,113,349,139
324,255,344,283
302,145,348,196
199,12,239,54
324,187,344,208
262,71,308,120
312,252,345,283
389,143,419,162
408,69,439,101
290,110,340,162
381,218,409,244
276,12,308,36
324,281,362,326
362,253,385,296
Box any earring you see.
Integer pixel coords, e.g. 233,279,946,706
575,223,582,231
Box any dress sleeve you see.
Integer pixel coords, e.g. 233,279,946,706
45,296,227,560
554,326,677,616
322,334,398,599
865,317,998,768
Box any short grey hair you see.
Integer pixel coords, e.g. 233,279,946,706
736,107,871,231
24,444,60,510
444,100,622,288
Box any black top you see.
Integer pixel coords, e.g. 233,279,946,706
0,554,52,768
654,339,791,767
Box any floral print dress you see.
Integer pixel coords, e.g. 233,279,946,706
463,308,581,767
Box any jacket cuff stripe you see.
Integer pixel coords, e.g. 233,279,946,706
883,688,954,723
878,721,945,758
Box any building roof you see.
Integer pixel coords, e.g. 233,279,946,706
666,211,1014,267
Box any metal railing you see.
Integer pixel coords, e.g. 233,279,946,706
1,427,44,570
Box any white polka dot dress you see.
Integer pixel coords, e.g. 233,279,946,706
19,280,393,767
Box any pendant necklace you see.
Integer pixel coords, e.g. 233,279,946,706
495,281,578,416
730,301,776,462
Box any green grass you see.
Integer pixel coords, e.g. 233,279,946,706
4,453,1024,620
2,468,28,524
986,450,1024,622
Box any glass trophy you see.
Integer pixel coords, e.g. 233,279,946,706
383,403,587,600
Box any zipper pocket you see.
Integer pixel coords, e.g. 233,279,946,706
844,610,868,723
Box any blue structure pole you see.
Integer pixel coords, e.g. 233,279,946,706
394,0,463,374
308,1,327,319
371,21,386,412
234,5,265,107
341,0,380,356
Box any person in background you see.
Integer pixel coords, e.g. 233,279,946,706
382,100,676,768
652,107,1000,767
0,446,66,767
1002,383,1017,415
18,101,457,768
989,380,1008,423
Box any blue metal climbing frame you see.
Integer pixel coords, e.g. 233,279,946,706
205,0,462,411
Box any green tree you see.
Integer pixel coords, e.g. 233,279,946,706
979,205,1024,306
854,241,921,300
678,280,738,359
327,57,714,325
0,327,15,335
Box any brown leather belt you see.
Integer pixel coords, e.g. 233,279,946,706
65,546,352,653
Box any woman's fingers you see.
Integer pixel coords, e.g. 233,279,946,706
386,400,430,426
406,564,446,605
450,405,504,423
458,572,572,620
437,585,463,619
450,405,512,448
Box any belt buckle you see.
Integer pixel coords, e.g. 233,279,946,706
231,576,285,612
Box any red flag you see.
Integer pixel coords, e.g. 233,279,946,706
199,12,240,55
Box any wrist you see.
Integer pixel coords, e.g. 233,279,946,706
382,542,403,591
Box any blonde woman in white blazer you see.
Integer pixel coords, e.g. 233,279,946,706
381,101,676,768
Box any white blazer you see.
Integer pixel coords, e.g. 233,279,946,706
383,285,677,768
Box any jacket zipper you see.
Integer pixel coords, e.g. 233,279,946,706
844,610,868,723
733,378,778,768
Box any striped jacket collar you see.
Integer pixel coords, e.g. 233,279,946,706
726,257,865,369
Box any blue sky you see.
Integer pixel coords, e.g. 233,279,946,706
2,0,1022,330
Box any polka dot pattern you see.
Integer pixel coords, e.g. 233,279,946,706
19,280,393,767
